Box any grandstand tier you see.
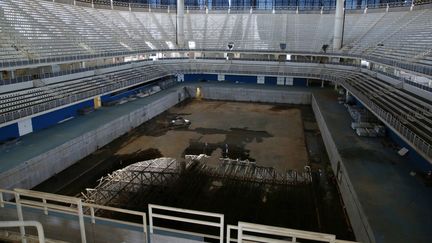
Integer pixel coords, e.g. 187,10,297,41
0,1,431,243
0,0,431,76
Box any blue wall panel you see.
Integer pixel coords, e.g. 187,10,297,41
32,100,94,132
387,129,432,171
0,123,19,142
101,94,111,103
184,74,218,82
225,75,257,84
265,77,277,85
293,78,307,87
353,96,364,107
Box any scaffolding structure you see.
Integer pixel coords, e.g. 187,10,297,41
81,156,312,207
82,158,183,207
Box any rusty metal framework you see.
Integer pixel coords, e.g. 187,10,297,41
82,158,182,206
210,158,312,184
81,156,312,206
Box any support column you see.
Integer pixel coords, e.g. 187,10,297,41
176,0,185,48
333,0,345,50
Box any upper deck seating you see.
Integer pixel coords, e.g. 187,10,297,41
0,0,431,73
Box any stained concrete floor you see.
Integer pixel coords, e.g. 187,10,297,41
4,82,430,243
115,100,308,172
32,95,354,240
313,88,432,243
33,99,311,195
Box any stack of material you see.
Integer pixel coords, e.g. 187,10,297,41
351,122,386,137
136,85,161,98
356,127,378,137
152,86,161,93
343,96,387,138
351,122,374,130
374,125,386,136
347,105,379,123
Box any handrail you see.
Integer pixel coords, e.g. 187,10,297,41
0,220,46,243
0,58,430,162
148,204,224,243
237,221,358,243
0,188,359,243
339,79,432,160
1,48,431,78
0,58,402,126
1,57,362,85
49,0,430,12
227,224,239,242
0,189,148,243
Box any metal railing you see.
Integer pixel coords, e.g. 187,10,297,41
0,71,169,124
0,221,46,243
1,48,431,79
50,0,429,12
0,59,153,86
0,188,148,243
148,204,224,243
0,188,358,243
227,222,357,243
1,57,360,86
0,59,430,162
339,80,432,159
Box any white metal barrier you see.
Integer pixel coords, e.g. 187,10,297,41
148,204,224,243
0,188,358,243
0,188,148,243
230,222,357,243
0,220,45,243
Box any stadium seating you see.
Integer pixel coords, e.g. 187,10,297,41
344,73,432,143
0,62,170,123
0,0,431,159
1,58,430,148
1,0,431,70
344,9,432,67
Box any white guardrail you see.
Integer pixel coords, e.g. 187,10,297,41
0,188,358,243
0,221,46,243
149,204,224,242
0,188,147,243
339,80,432,160
228,222,356,243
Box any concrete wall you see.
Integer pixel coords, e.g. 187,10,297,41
186,85,312,104
0,87,187,191
0,85,379,243
311,96,375,243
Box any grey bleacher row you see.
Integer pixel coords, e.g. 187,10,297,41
0,0,431,73
0,64,170,123
1,59,432,157
345,74,432,143
0,57,363,86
